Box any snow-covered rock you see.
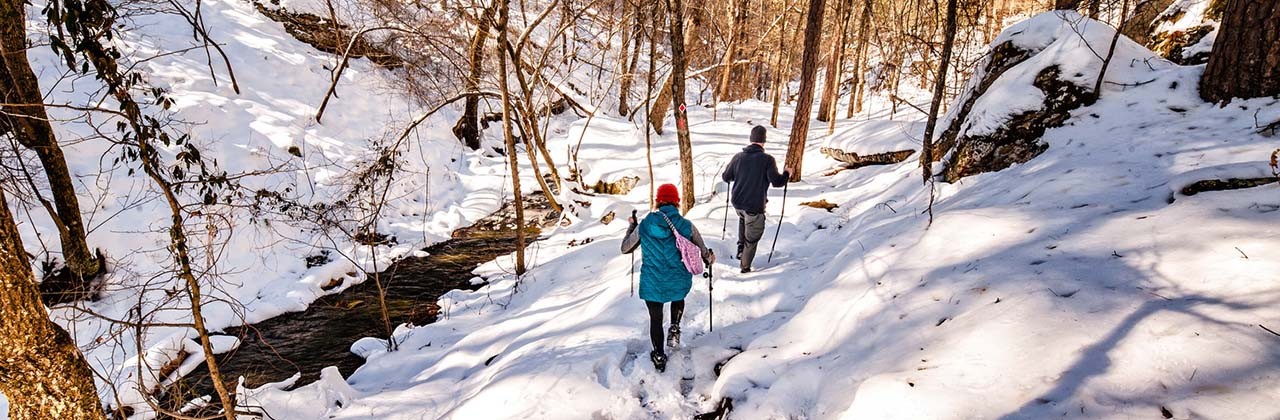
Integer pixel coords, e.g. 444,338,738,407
939,11,1174,182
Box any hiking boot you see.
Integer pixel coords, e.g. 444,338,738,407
667,326,681,349
650,350,668,372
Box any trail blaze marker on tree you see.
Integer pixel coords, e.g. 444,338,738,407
677,103,688,131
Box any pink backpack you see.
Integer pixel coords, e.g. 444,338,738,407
657,212,705,275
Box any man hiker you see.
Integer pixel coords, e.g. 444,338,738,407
721,125,791,273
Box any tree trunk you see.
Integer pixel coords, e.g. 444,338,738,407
0,190,105,420
770,7,793,127
921,0,958,183
1094,0,1130,97
620,26,644,117
846,0,872,118
499,40,564,213
497,0,526,275
648,1,703,135
645,4,658,207
784,0,828,182
825,0,856,132
617,1,637,116
1199,0,1280,103
0,0,100,281
716,0,750,105
731,0,757,100
817,0,852,125
453,5,496,150
665,0,696,212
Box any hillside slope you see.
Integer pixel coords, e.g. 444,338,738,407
240,11,1280,420
3,0,514,417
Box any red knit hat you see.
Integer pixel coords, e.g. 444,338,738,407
656,183,680,205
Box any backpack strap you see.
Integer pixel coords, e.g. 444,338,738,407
656,211,682,237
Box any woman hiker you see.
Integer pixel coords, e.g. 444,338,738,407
620,183,715,372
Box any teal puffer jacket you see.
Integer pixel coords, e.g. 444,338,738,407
621,205,711,302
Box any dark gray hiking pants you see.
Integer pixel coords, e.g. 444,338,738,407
736,209,767,270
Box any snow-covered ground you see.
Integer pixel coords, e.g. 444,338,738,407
4,0,512,417
7,4,1279,419
237,13,1279,419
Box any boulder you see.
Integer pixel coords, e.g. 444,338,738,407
943,66,1095,182
930,41,1038,160
591,176,641,195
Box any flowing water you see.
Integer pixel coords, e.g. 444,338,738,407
165,194,559,413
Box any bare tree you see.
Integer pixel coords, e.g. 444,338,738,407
453,3,498,150
714,0,751,118
665,0,697,212
0,0,101,281
645,2,658,207
40,0,243,415
921,0,959,184
784,0,828,182
496,0,526,275
1094,0,1130,96
0,190,105,420
770,4,795,127
846,0,872,118
817,0,853,127
617,0,640,116
647,1,704,135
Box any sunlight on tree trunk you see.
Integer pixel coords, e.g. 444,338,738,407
0,191,105,420
497,0,526,275
785,0,828,182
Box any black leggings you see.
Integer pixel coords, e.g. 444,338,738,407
645,300,684,352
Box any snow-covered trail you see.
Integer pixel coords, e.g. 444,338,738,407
245,58,1279,419
14,5,1272,417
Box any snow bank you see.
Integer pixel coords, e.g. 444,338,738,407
822,119,922,154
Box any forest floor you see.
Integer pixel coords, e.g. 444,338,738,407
3,1,1277,418
243,84,1279,419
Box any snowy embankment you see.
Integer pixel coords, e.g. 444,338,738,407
243,12,1280,420
5,0,512,417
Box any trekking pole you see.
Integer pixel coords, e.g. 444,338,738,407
721,181,731,240
703,251,714,331
768,181,789,263
630,210,637,296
